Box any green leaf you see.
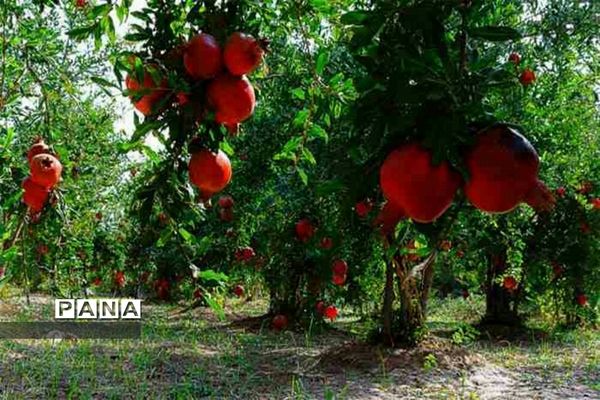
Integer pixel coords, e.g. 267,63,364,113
297,167,308,185
67,25,95,40
315,51,329,75
293,109,310,127
308,124,328,142
178,227,193,243
341,11,370,25
468,26,522,42
301,147,316,165
291,88,305,100
197,269,229,283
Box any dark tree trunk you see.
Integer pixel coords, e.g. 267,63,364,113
482,252,521,326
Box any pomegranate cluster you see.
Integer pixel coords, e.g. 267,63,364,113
378,124,555,228
22,138,62,215
124,31,265,200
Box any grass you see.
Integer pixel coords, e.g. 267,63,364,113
0,293,597,399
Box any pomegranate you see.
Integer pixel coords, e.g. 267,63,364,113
503,276,517,291
465,125,555,213
355,200,373,218
91,277,102,286
233,284,245,298
184,33,222,80
315,301,325,315
188,148,232,200
332,259,348,276
30,154,62,188
207,74,256,125
373,201,405,235
193,288,203,299
591,198,600,210
295,219,315,242
508,52,521,64
235,246,256,262
114,271,126,288
462,289,469,299
555,187,566,198
576,294,588,307
577,181,593,195
319,237,333,250
219,207,234,222
75,0,86,7
218,195,235,209
223,32,265,76
332,273,347,286
440,240,452,251
520,68,536,86
125,68,168,116
22,177,49,212
27,138,50,164
272,314,288,331
176,92,190,106
380,143,461,223
154,279,170,300
323,305,338,321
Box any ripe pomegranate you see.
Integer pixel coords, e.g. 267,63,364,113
92,277,102,286
576,294,588,307
27,138,50,164
295,219,315,242
30,154,62,188
591,198,600,210
555,187,566,198
332,273,347,286
75,0,86,7
114,271,126,288
233,284,245,298
188,148,232,200
508,52,521,64
323,305,338,321
380,143,461,223
184,33,222,80
235,246,255,262
207,74,256,125
503,276,518,291
465,125,555,213
355,200,373,218
319,237,333,250
218,195,234,209
22,177,49,212
440,240,452,251
520,68,536,86
332,259,348,276
125,68,168,116
315,301,325,315
223,32,265,76
154,279,170,300
219,207,234,222
193,288,203,299
373,201,405,235
272,314,288,331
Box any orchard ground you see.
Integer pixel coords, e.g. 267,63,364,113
0,292,597,399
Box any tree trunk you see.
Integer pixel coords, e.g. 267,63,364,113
482,252,520,326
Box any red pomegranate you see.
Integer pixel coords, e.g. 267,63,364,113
223,32,265,76
22,177,49,212
295,219,315,242
576,294,588,307
315,301,325,315
590,198,600,210
154,278,170,300
233,284,245,298
332,273,347,286
555,187,566,198
218,195,235,209
380,143,461,223
75,0,86,7
355,200,373,218
332,259,348,276
30,154,62,188
125,68,168,116
272,314,288,331
323,305,338,321
207,74,256,125
373,201,405,235
219,207,234,222
235,246,256,262
91,277,102,286
319,237,333,250
503,276,518,291
114,271,126,288
184,33,222,80
520,68,536,86
188,148,232,200
508,52,521,64
465,125,555,213
27,138,50,164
